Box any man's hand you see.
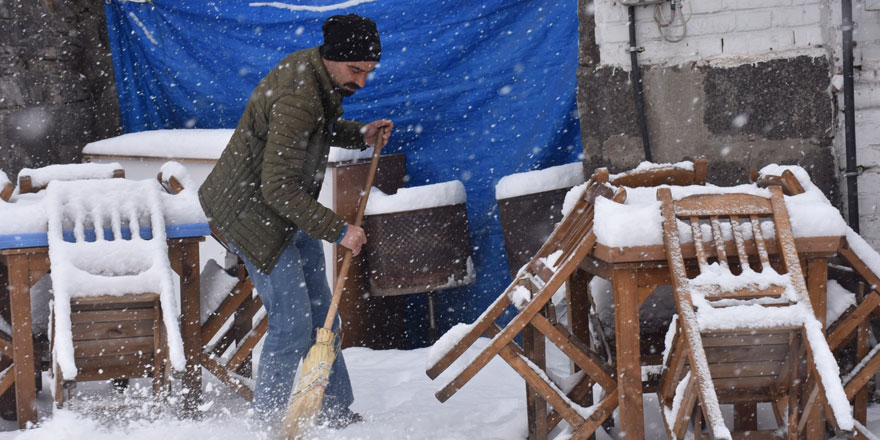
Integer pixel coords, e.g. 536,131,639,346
339,224,367,256
361,119,393,149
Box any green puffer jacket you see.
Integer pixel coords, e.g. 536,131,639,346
199,47,366,274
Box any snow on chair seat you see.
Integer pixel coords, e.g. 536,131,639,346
46,177,185,405
657,186,853,439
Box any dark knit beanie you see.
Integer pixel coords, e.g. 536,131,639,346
319,14,381,62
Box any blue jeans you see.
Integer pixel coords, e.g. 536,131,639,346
233,230,354,420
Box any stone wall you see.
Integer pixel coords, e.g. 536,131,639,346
0,0,121,182
579,0,880,235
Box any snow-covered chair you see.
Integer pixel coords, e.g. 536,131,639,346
157,162,263,401
656,186,854,439
18,162,124,194
427,171,626,439
46,178,185,406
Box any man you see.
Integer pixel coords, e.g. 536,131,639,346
198,14,392,428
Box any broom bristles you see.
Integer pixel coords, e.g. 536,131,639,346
278,329,338,440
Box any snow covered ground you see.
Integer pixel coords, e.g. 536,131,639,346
4,337,880,439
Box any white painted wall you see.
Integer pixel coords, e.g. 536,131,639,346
592,0,832,68
591,0,880,249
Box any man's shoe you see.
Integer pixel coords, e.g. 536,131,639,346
318,408,363,429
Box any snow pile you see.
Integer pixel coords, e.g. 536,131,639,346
19,162,123,189
495,162,584,200
827,279,857,325
0,169,10,188
46,178,186,380
365,180,466,215
83,129,234,160
83,128,368,164
328,146,374,163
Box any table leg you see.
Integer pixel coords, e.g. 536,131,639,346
7,254,37,428
524,323,548,440
177,239,202,416
612,268,643,439
805,258,827,439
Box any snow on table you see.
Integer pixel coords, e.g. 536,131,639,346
494,161,584,200
586,164,847,249
365,180,466,215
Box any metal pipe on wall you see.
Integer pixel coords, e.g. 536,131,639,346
842,0,859,233
628,6,653,162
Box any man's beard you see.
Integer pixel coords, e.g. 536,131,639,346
337,82,360,97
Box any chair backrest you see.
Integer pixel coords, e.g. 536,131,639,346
46,178,185,380
18,163,124,194
658,186,805,303
604,157,708,189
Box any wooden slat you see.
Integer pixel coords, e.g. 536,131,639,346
7,253,37,428
72,319,156,340
0,182,13,202
568,391,619,440
498,348,586,427
200,278,254,346
74,354,155,381
704,344,790,363
529,313,616,391
436,230,599,402
674,193,773,218
200,353,253,402
70,293,159,310
844,347,880,399
701,330,793,348
70,308,156,324
702,284,786,301
224,315,267,373
828,290,880,351
712,376,777,390
840,246,880,290
750,215,771,267
690,217,708,267
659,325,687,402
710,216,729,267
0,366,15,396
73,337,154,357
426,291,512,379
708,361,784,379
673,373,697,439
729,216,749,269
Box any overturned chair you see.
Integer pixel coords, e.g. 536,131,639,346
47,177,186,406
656,186,854,439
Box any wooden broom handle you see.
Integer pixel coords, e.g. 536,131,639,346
323,127,388,330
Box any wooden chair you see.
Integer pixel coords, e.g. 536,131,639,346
656,186,854,439
606,157,708,188
46,178,183,406
749,168,805,196
19,164,124,194
427,172,626,439
157,169,264,401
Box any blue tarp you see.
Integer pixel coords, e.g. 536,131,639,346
105,0,583,342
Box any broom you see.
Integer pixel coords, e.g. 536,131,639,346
278,127,388,440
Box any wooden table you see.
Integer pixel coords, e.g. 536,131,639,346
0,223,209,428
568,235,842,439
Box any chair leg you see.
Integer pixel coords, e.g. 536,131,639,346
53,364,63,409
